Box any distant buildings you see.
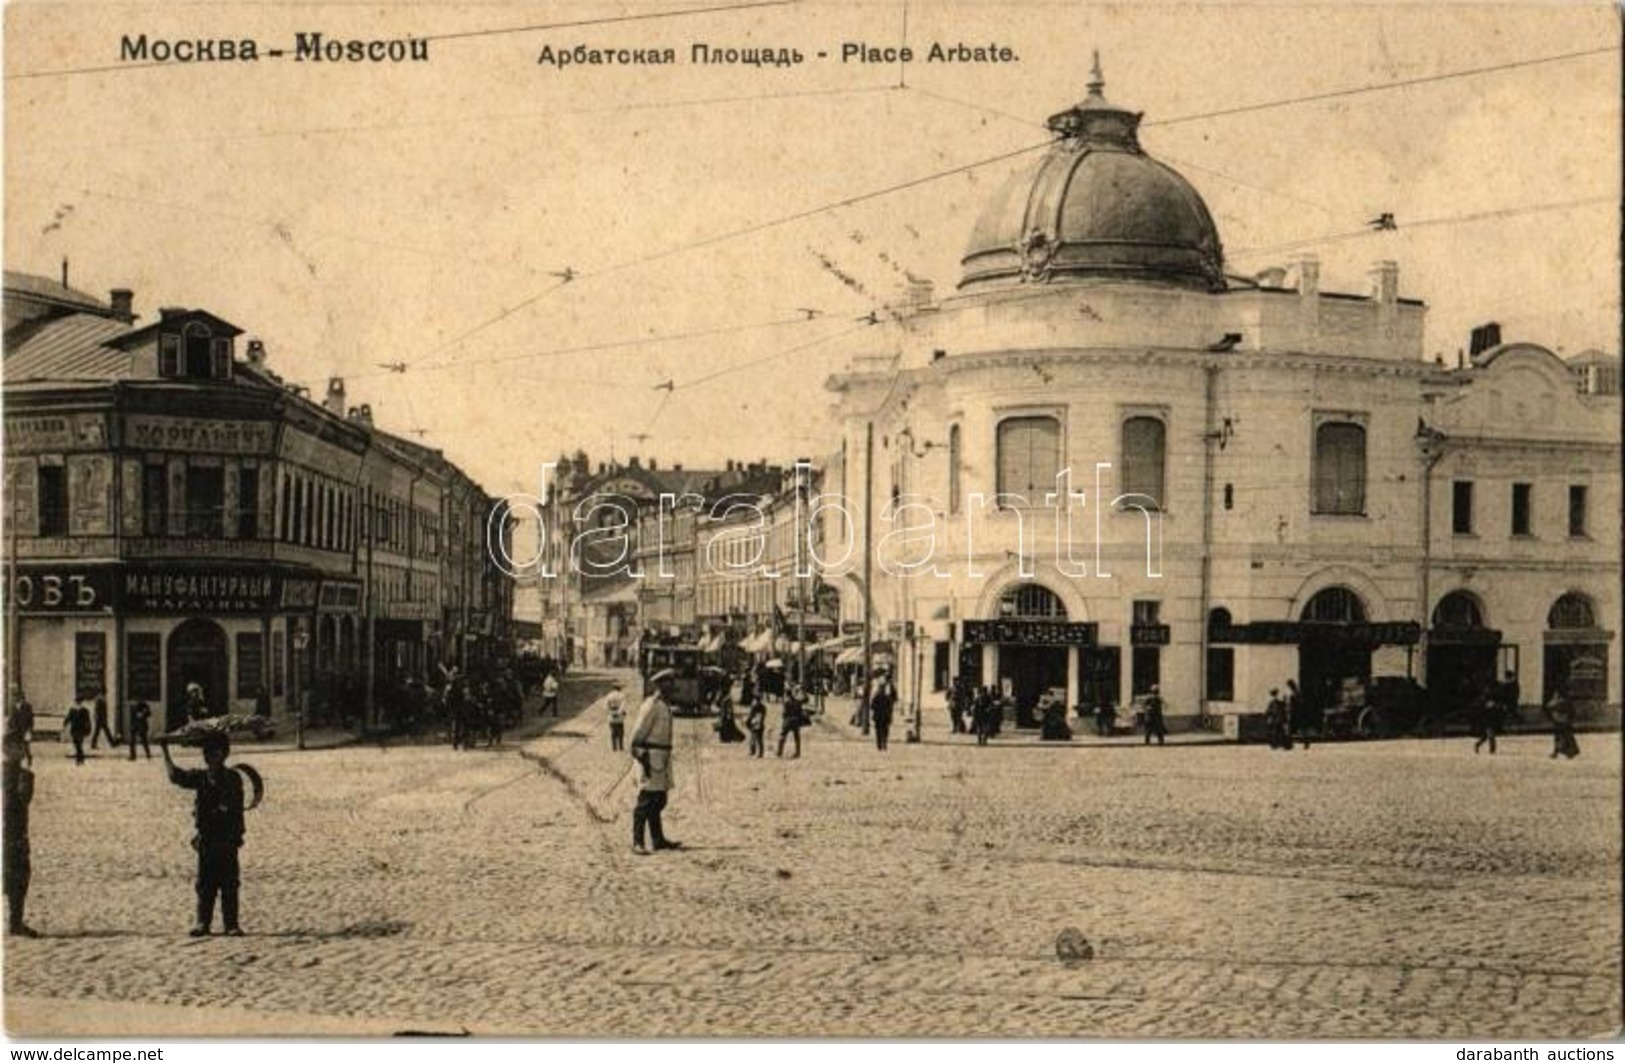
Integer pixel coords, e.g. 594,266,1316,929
3,269,514,732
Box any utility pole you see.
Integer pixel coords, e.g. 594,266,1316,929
859,422,874,735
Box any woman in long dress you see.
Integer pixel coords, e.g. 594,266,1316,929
715,690,746,744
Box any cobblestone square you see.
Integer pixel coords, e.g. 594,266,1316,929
5,678,1620,1039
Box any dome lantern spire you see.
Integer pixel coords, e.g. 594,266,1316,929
1046,48,1141,148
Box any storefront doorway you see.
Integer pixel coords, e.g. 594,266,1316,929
1297,587,1372,713
1544,592,1610,705
1427,591,1502,713
166,618,228,729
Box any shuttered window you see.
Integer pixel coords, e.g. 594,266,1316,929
996,416,1060,501
1312,422,1366,515
1121,416,1166,508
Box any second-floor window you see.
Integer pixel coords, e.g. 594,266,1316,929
37,464,67,537
1121,416,1166,508
143,463,168,536
1511,483,1532,537
947,424,962,514
186,467,225,538
239,467,259,540
1569,485,1589,538
996,415,1061,501
1312,421,1366,516
1452,480,1475,536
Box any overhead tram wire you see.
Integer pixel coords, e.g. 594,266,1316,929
5,0,801,80
1228,194,1615,258
360,312,834,379
417,137,1052,363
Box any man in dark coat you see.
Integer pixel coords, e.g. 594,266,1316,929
4,733,37,936
6,690,34,766
162,730,246,936
1142,686,1168,746
65,702,91,765
90,690,116,750
1285,679,1309,751
870,669,897,752
127,700,153,760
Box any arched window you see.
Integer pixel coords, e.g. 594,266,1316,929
1121,416,1166,508
947,424,962,514
1302,586,1367,623
1208,607,1233,637
1548,593,1596,629
998,583,1067,619
1432,592,1485,629
1312,421,1366,516
996,415,1060,500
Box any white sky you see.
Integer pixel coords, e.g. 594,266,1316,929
5,1,1619,499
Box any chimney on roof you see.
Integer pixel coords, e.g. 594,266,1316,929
61,257,69,288
325,377,346,416
348,404,373,427
159,307,185,322
246,339,267,367
648,457,657,470
672,462,682,472
725,459,734,472
108,289,135,324
1369,260,1399,306
628,455,641,469
1468,322,1502,359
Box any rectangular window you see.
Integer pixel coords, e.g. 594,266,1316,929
37,464,68,537
1452,480,1474,536
238,467,260,540
1206,647,1235,702
1568,485,1588,538
1121,416,1167,509
995,415,1061,501
1132,600,1161,626
185,466,226,538
1511,483,1532,537
159,334,181,377
235,633,264,699
1312,421,1367,516
143,463,168,537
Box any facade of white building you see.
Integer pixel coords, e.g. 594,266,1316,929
824,68,1620,727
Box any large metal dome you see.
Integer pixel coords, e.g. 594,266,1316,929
959,58,1226,292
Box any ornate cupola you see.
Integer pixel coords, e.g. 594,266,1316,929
960,53,1227,292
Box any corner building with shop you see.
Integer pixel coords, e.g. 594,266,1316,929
3,271,514,733
824,65,1620,727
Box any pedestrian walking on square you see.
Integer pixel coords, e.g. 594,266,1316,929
1141,687,1168,746
541,672,561,717
948,680,967,735
64,702,91,765
1544,691,1580,760
90,690,116,750
446,678,470,751
870,669,897,752
606,681,627,751
4,733,37,937
716,691,746,744
1471,688,1500,755
1096,701,1117,738
127,700,153,760
630,670,679,854
6,690,34,767
745,696,767,757
777,683,808,758
1264,689,1291,750
1285,679,1310,751
971,687,993,746
161,731,247,936
184,683,209,723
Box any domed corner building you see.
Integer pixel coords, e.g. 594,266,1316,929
823,59,1620,734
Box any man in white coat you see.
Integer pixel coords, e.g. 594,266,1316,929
630,670,680,855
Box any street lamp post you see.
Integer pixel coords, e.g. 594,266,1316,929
293,624,310,750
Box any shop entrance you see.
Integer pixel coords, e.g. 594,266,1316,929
998,645,1068,727
1427,592,1501,714
1297,587,1373,714
1544,592,1610,705
166,618,228,729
